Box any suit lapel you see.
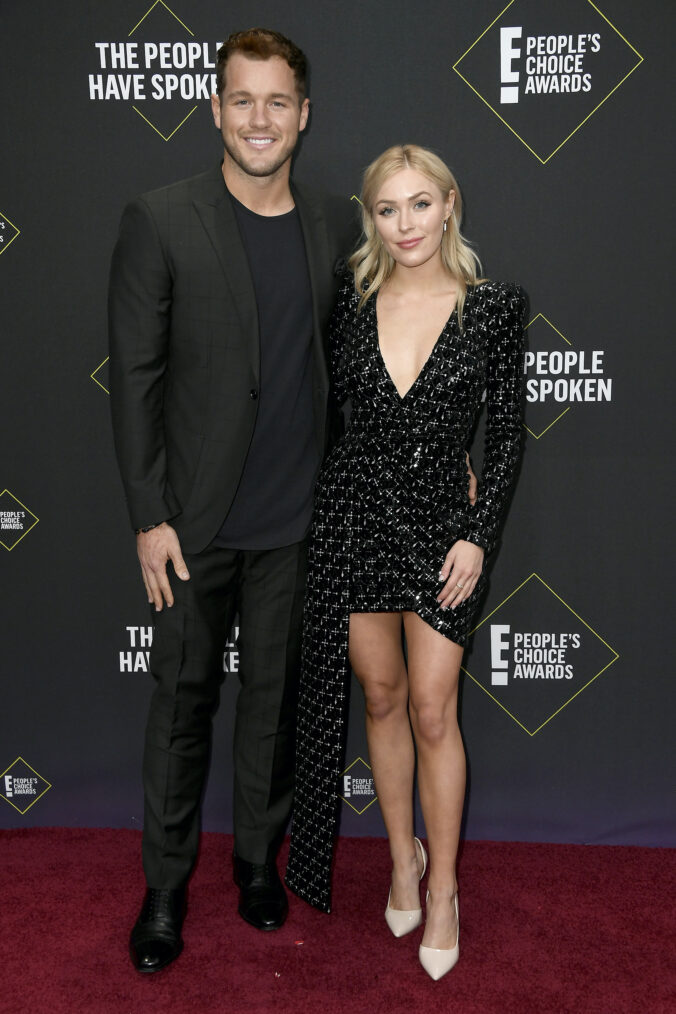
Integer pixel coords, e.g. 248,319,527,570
192,168,333,388
293,182,331,390
193,169,259,379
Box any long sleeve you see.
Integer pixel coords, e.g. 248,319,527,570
466,283,527,553
108,198,181,530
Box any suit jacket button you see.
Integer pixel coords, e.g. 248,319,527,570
249,388,258,400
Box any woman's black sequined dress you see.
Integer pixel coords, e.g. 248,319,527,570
286,276,526,912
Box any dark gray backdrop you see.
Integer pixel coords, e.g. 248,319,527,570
1,0,673,847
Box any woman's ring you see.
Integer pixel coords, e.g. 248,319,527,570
456,582,464,589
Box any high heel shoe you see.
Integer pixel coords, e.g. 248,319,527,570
419,891,459,980
384,837,428,937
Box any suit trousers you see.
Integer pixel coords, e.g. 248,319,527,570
142,540,307,888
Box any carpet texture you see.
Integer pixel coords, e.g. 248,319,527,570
2,829,673,1013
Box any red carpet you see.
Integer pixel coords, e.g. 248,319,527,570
2,829,673,1014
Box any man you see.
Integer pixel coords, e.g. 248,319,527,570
109,28,356,973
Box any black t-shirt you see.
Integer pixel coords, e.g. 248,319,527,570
214,191,318,549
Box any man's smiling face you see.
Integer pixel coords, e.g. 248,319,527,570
211,53,309,180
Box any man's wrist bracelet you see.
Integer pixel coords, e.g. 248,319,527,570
135,522,163,535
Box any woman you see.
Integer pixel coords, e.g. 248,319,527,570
286,145,526,980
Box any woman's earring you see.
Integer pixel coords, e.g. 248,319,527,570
443,219,448,233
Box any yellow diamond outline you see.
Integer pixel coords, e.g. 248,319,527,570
131,103,198,142
462,572,619,736
0,490,39,551
341,755,379,815
523,313,576,439
0,756,52,815
0,211,21,257
128,2,198,141
128,0,194,37
90,355,110,394
453,0,644,164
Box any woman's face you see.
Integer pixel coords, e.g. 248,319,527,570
371,168,454,270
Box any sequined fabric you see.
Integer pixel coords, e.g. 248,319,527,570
286,276,527,912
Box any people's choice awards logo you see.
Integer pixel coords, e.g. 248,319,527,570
341,757,378,815
453,0,643,163
0,490,39,551
524,314,613,439
1,758,52,815
119,624,240,673
88,1,218,141
463,574,619,735
0,212,20,258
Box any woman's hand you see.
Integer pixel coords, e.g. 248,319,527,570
437,539,484,610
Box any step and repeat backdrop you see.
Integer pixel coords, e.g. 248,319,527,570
1,0,673,847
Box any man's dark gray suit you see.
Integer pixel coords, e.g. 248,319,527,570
108,162,354,891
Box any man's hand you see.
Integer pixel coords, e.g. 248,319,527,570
437,539,484,611
136,522,190,610
465,451,478,505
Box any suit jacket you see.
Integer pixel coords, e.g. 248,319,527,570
108,163,357,554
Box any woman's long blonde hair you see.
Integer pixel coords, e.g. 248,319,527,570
348,144,482,327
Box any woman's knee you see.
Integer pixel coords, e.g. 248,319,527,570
409,696,457,745
359,675,407,723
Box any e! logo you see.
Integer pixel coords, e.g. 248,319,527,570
491,624,511,685
500,27,522,103
341,758,377,815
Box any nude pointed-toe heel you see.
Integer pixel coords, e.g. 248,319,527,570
384,837,428,937
418,892,459,980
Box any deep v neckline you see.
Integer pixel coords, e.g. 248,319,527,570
374,292,458,401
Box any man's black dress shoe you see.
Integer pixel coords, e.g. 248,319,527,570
233,855,288,931
129,887,186,973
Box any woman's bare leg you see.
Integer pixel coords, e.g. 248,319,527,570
404,611,465,949
349,612,424,910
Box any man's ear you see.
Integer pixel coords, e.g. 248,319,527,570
211,92,222,129
299,97,310,132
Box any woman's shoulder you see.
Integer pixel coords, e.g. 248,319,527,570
335,266,360,300
331,268,361,323
472,278,525,300
471,279,528,318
